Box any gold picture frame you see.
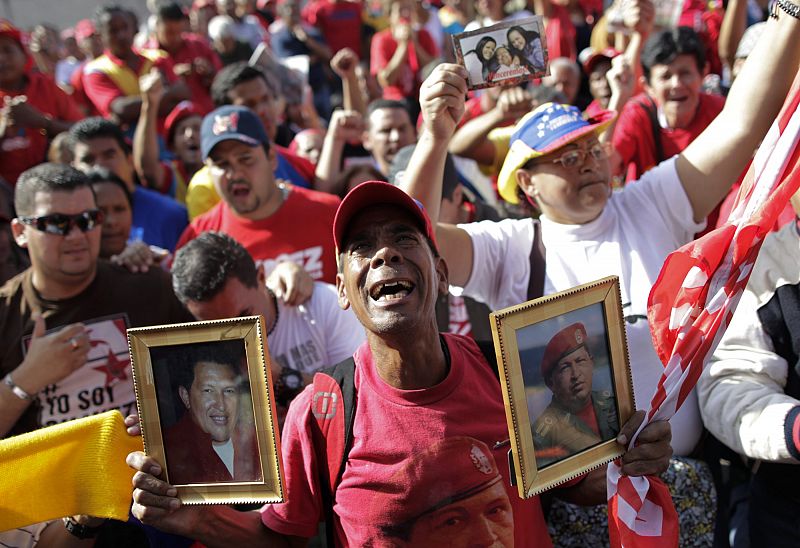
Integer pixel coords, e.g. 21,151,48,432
490,276,635,499
128,316,283,505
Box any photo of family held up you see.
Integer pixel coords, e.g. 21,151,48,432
514,303,620,469
453,16,548,90
150,339,262,486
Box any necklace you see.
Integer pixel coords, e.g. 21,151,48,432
267,288,280,336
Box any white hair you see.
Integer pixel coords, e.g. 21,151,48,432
549,57,581,78
207,15,236,41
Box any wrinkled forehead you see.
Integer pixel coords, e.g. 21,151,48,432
341,204,424,246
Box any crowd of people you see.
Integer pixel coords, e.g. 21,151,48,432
0,0,799,546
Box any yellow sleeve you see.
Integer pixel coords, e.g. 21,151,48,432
186,165,221,220
484,125,514,176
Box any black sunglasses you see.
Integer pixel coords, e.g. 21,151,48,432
17,210,104,236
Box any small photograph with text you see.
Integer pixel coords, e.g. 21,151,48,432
453,16,549,91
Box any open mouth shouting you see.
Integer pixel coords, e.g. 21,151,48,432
369,279,415,303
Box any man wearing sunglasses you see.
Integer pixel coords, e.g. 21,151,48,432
0,163,192,439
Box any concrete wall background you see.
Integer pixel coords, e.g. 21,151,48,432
0,0,152,31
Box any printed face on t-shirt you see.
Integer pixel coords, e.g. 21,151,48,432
179,361,241,443
401,481,515,547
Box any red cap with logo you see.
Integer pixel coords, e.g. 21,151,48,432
366,436,502,529
540,322,588,379
333,181,438,256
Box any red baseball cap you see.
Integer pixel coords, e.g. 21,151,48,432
541,322,589,379
74,19,97,43
580,48,620,75
0,19,24,49
192,0,216,9
165,101,204,147
364,437,502,529
333,181,437,256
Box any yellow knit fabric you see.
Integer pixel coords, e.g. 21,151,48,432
0,410,144,531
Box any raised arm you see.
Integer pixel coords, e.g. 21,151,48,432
314,109,365,193
677,13,800,222
330,48,367,116
449,86,532,166
401,64,477,287
133,70,166,193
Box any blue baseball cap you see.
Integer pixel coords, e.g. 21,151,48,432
200,105,269,160
497,103,616,204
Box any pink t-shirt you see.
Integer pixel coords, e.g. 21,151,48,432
370,28,438,101
261,334,552,546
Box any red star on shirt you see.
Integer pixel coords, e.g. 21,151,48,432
93,349,130,386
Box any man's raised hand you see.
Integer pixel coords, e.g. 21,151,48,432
419,64,469,141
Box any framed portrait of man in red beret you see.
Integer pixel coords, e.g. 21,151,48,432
489,276,635,499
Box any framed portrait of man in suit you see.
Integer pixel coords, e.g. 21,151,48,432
128,316,283,505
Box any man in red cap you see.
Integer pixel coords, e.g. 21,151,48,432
533,322,618,468
126,178,672,546
0,19,83,186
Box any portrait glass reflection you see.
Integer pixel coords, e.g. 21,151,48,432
514,302,620,469
151,339,262,485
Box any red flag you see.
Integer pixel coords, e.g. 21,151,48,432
607,71,800,547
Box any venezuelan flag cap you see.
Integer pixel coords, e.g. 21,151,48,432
497,102,616,204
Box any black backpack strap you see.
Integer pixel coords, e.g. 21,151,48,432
526,219,546,301
639,96,665,164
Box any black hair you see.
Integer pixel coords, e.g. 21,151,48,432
94,5,128,28
506,26,541,72
171,231,259,305
85,166,132,207
210,62,278,107
467,36,500,80
155,1,188,21
173,339,244,392
14,164,94,216
641,27,706,82
366,98,411,119
69,117,130,154
506,25,540,46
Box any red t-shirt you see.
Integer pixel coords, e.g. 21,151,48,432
261,334,552,546
0,72,83,185
545,5,577,61
69,62,100,117
175,185,340,284
370,28,437,101
82,50,175,118
143,34,221,115
302,0,364,57
613,92,725,183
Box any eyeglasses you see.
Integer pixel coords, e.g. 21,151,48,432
534,142,607,169
17,210,104,236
